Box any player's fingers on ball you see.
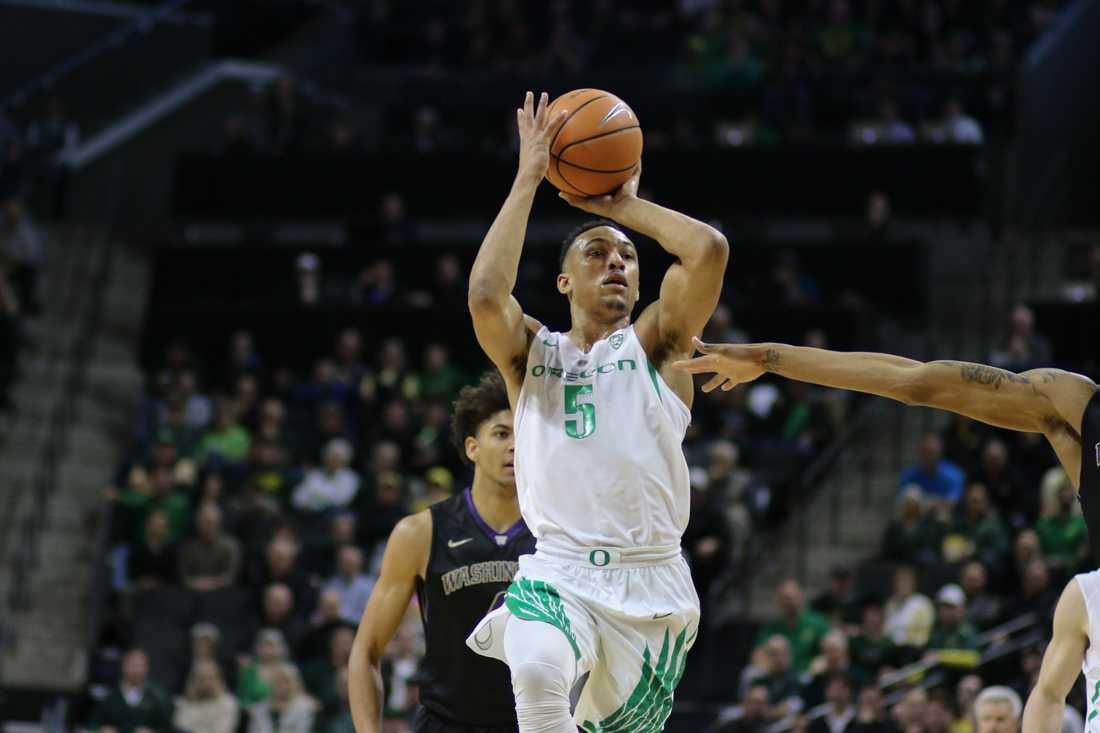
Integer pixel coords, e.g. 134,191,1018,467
721,380,736,391
692,336,711,353
702,374,725,392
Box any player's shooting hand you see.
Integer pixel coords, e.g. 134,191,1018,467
672,337,765,393
516,91,566,184
557,159,642,217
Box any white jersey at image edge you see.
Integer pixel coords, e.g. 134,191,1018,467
513,324,691,551
1078,569,1100,725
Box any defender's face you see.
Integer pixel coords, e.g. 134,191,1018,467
466,409,516,486
558,226,640,318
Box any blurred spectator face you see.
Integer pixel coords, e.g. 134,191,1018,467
253,441,285,470
259,399,285,426
191,660,222,699
236,374,259,405
976,698,1020,733
1010,305,1034,336
383,400,410,432
957,675,983,718
264,584,294,623
337,546,363,579
145,510,170,545
330,626,354,665
380,194,406,223
196,503,222,541
826,675,851,707
316,589,342,623
177,369,198,396
337,329,363,365
425,343,449,371
318,401,345,436
272,665,295,702
829,568,853,598
213,400,238,430
867,191,892,230
981,440,1007,474
191,626,218,662
437,254,461,287
764,635,792,674
314,359,336,385
377,472,405,507
151,466,175,497
862,604,884,636
371,442,401,473
1023,559,1049,597
708,440,738,479
966,484,991,517
331,514,356,545
323,438,353,472
859,685,883,716
893,566,917,598
1015,530,1040,565
918,434,943,471
743,685,770,720
201,473,224,503
822,632,848,667
470,409,516,486
924,699,952,733
121,649,149,687
267,540,298,578
380,339,406,371
899,488,924,522
231,330,254,365
938,597,964,627
777,580,804,617
894,688,928,727
961,562,987,597
152,439,177,469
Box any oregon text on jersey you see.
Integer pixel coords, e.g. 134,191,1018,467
440,560,520,595
529,359,637,382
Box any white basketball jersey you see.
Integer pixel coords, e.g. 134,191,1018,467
1079,570,1100,726
513,324,692,552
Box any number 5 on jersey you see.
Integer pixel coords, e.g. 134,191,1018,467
564,384,596,439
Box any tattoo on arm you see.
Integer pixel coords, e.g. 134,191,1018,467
763,349,780,373
958,364,1029,389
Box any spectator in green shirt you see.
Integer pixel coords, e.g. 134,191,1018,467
118,465,191,543
755,579,830,673
1035,483,1089,571
418,343,466,403
236,628,290,708
928,584,979,651
196,399,251,467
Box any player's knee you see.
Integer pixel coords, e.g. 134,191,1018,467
511,658,572,702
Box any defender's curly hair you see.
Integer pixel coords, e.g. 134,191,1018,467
450,370,511,463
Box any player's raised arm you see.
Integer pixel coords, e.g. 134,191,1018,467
468,92,561,383
1022,579,1088,733
559,164,729,357
674,340,1096,464
349,511,431,733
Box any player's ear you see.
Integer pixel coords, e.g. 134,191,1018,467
557,272,571,296
464,435,478,464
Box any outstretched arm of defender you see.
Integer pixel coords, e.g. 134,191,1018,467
1022,580,1088,733
469,92,562,375
560,165,729,352
349,512,430,733
674,340,1095,437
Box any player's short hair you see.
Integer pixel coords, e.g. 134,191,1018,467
559,219,627,271
974,686,1022,720
451,371,511,463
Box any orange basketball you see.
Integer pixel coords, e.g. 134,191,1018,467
545,89,643,197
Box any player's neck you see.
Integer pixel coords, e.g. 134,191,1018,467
566,308,630,353
470,477,521,532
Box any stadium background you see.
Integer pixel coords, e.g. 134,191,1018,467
0,0,1099,731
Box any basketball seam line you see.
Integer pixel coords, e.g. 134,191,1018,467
555,155,594,197
550,154,639,174
549,94,609,155
555,125,641,160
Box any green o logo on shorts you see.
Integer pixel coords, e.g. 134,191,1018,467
589,550,611,567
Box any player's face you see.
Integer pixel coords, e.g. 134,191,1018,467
558,227,640,319
469,409,516,487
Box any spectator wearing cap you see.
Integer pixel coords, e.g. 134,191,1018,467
180,503,242,592
1035,481,1089,571
882,487,947,567
291,438,360,513
808,672,856,733
884,565,934,648
928,584,979,652
90,648,174,733
959,562,1001,631
173,660,240,733
128,510,179,590
898,433,965,506
755,579,830,673
812,566,861,626
848,602,897,680
942,484,1010,575
974,686,1021,733
322,545,374,625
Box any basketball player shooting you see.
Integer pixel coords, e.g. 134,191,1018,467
671,338,1100,731
464,91,728,733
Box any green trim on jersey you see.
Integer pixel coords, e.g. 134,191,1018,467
580,626,696,733
646,360,662,401
505,578,581,660
1089,679,1100,726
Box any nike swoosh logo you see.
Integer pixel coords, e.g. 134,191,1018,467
652,612,673,620
448,538,474,549
597,102,632,129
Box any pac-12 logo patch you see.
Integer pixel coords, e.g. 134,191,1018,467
609,333,624,350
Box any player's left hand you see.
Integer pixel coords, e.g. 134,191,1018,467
672,337,765,392
557,160,641,217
